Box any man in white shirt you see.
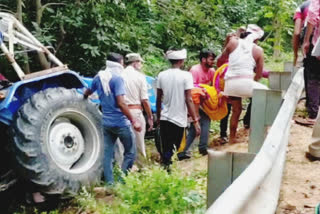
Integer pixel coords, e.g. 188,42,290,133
122,53,153,166
156,49,200,167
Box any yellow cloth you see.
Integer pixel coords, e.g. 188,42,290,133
200,64,228,121
214,64,228,92
178,129,186,152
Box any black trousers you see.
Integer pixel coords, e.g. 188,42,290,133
160,120,184,165
243,98,252,127
304,52,320,119
220,100,251,137
220,104,232,137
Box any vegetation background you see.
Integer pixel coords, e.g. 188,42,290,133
1,0,303,78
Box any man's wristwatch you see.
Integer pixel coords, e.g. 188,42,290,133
193,117,200,123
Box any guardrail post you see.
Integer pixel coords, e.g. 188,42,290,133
283,61,299,78
283,61,293,72
207,151,232,207
207,151,255,207
249,89,282,153
268,71,291,91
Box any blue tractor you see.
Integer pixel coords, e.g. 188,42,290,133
0,12,157,194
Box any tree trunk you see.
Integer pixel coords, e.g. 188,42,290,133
17,0,31,74
35,0,51,69
273,19,282,59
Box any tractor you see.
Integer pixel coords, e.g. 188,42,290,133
0,12,157,195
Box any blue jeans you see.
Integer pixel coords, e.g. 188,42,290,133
103,125,136,185
184,110,211,154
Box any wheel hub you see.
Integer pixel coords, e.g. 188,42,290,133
48,121,84,170
64,136,75,148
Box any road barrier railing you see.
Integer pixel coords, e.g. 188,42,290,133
206,67,304,214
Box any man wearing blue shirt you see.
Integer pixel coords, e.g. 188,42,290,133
84,52,141,185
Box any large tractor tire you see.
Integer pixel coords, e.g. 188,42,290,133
10,87,104,194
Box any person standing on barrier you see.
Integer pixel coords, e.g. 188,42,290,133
219,24,268,144
84,52,141,185
178,48,215,159
217,28,245,144
156,49,200,167
300,0,320,126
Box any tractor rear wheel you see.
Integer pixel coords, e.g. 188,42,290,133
10,87,104,194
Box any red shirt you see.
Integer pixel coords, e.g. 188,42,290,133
189,64,215,85
294,0,310,23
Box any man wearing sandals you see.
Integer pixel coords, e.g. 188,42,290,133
301,0,320,126
156,49,200,167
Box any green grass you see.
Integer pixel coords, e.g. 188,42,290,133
210,120,220,135
14,160,207,214
71,164,206,214
264,52,294,72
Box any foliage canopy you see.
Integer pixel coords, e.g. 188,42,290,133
1,0,303,76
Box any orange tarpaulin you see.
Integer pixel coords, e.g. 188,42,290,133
191,88,206,105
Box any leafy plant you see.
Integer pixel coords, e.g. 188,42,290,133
210,120,221,136
112,165,206,214
71,164,206,214
1,0,304,76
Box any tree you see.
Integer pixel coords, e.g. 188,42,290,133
0,0,304,76
17,0,31,74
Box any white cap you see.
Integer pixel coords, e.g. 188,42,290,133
246,24,264,41
125,53,144,63
166,49,187,60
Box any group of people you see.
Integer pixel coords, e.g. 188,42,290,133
84,24,268,185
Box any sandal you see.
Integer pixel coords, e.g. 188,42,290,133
295,117,316,126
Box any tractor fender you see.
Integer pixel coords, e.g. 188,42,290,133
0,70,88,125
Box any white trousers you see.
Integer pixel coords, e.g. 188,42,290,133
130,109,147,159
224,78,268,98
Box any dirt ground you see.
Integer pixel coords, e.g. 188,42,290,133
276,121,320,214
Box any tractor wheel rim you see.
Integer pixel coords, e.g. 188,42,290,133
47,110,100,174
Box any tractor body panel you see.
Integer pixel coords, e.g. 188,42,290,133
0,70,87,125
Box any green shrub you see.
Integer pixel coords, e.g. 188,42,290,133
112,165,205,214
73,164,206,214
142,55,169,77
210,120,221,136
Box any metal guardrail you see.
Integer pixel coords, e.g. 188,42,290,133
206,68,304,214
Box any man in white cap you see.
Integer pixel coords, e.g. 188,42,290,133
122,53,153,167
156,49,200,167
218,24,267,144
